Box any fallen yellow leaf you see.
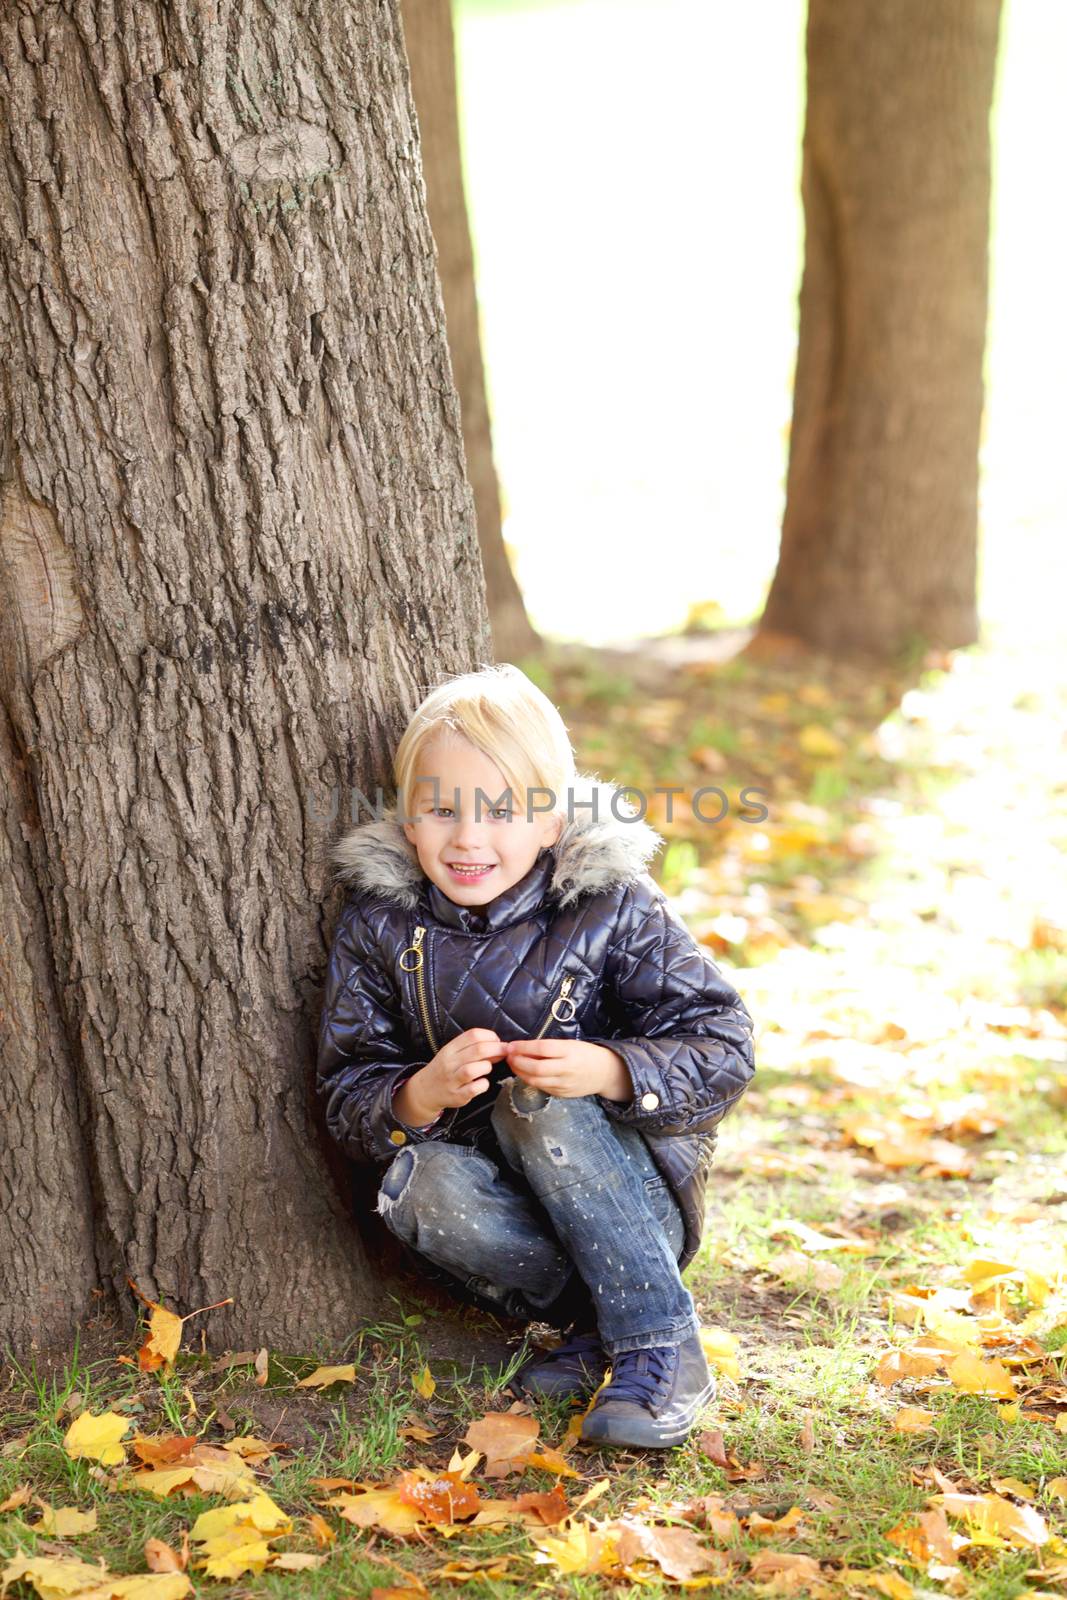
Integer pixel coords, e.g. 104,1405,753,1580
295,1364,357,1389
32,1503,98,1536
412,1365,436,1400
63,1411,131,1467
699,1326,740,1379
946,1353,1016,1400
936,1492,1049,1548
891,1407,935,1435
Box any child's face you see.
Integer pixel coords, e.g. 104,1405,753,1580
402,732,563,908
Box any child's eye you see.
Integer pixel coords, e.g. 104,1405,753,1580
490,807,511,820
431,807,454,818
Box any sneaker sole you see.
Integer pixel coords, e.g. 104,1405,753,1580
580,1376,717,1449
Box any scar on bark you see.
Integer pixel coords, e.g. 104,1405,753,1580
0,477,85,694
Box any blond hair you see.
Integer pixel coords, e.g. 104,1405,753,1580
393,663,577,823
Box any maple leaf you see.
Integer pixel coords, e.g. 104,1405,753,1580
891,1407,936,1434
530,1519,620,1576
935,1492,1050,1548
191,1524,274,1580
190,1491,291,1541
746,1549,827,1592
461,1412,539,1477
126,1278,231,1373
325,1487,423,1536
945,1352,1017,1399
613,1515,728,1581
766,1250,845,1292
837,1568,915,1598
395,1470,481,1524
144,1535,187,1573
31,1502,98,1536
63,1410,132,1467
873,1348,943,1386
411,1365,435,1399
131,1435,197,1466
1,1554,109,1597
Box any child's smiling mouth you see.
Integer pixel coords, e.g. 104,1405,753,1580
446,863,495,881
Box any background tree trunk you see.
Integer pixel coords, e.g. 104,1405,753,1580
0,0,490,1354
400,0,539,664
758,0,1003,663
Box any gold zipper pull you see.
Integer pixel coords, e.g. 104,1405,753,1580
534,974,578,1037
550,975,577,1023
399,926,426,971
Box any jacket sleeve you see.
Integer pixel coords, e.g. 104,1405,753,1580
584,874,756,1136
316,894,457,1165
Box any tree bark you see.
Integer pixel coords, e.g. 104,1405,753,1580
400,0,539,664
0,0,491,1353
758,0,1002,663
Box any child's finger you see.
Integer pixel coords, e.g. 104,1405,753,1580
506,1038,566,1058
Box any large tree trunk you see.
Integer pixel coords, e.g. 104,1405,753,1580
757,0,1002,663
400,0,539,664
0,0,491,1354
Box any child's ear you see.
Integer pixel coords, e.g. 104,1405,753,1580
403,821,416,846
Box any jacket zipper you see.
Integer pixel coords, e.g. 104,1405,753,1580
533,974,577,1038
400,929,578,1055
399,925,441,1056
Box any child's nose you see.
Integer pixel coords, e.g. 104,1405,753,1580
451,811,488,848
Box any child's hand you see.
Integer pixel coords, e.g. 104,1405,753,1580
505,1039,633,1102
395,1029,508,1126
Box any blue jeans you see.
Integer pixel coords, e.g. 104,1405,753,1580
376,1078,700,1355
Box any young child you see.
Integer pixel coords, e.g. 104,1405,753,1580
316,663,756,1449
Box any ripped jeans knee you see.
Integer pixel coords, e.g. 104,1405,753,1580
375,1144,466,1246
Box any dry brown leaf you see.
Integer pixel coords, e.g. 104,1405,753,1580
837,1568,914,1598
695,1429,730,1467
891,1407,935,1434
254,1348,269,1386
0,1484,31,1511
747,1505,805,1536
395,1470,482,1525
614,1516,727,1581
767,1250,845,1292
747,1548,824,1583
989,1476,1035,1499
523,1448,579,1479
145,1534,188,1573
460,1412,539,1477
874,1349,943,1386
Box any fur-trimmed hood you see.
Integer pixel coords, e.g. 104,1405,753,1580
330,772,665,911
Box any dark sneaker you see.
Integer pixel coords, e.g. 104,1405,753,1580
579,1333,716,1448
508,1331,610,1402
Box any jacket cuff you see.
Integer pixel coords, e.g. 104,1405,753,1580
584,1037,718,1136
370,1068,457,1160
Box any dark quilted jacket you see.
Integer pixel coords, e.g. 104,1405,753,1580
316,775,757,1270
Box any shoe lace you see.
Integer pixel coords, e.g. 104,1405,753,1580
544,1331,604,1364
598,1345,676,1406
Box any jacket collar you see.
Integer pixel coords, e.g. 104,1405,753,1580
330,772,664,931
